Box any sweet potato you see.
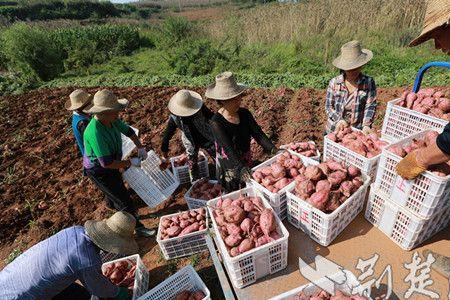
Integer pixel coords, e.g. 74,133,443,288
304,165,324,181
425,130,439,146
240,218,253,233
295,179,315,199
166,226,182,237
260,208,276,236
316,180,331,193
328,171,347,187
230,247,240,257
389,146,406,157
348,166,360,178
225,234,243,247
308,190,329,210
438,98,450,112
226,223,242,236
340,181,355,197
238,238,255,253
193,291,206,300
223,205,246,224
179,223,200,236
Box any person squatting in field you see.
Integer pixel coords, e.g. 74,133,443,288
397,0,450,179
0,212,137,300
83,89,154,237
207,71,278,193
65,89,93,156
324,40,377,135
160,89,216,181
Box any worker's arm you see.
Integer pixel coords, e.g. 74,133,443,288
416,141,450,167
362,78,377,128
78,266,120,298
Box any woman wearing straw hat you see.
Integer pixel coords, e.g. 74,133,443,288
83,89,153,237
207,72,277,192
65,89,93,156
397,0,450,180
0,211,138,300
325,40,377,134
161,89,215,181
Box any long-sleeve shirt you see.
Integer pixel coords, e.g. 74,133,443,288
325,74,377,133
0,226,118,300
437,122,450,155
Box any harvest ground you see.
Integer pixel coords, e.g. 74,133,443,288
1,86,449,298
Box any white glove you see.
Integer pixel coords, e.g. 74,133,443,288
130,157,141,167
137,148,148,160
335,120,348,132
362,126,373,135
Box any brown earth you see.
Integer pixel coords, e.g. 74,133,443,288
0,85,435,297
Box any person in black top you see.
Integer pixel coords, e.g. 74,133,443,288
206,72,277,192
161,89,215,181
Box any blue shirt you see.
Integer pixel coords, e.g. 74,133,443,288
72,112,91,156
0,226,118,300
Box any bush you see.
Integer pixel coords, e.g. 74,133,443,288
158,16,195,48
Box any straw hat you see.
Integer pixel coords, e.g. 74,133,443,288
86,89,129,114
409,0,450,46
65,89,93,111
205,71,246,101
168,90,203,117
332,41,373,71
85,211,138,255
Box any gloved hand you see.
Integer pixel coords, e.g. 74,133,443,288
335,120,348,132
130,157,141,168
137,148,148,160
396,150,427,180
115,287,131,300
362,126,374,135
240,167,252,182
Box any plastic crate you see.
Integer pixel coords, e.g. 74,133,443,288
138,265,210,300
286,156,370,246
207,186,289,289
323,127,390,181
250,150,304,218
381,98,447,142
374,130,450,219
91,254,149,300
365,186,450,251
121,126,139,159
170,151,209,184
269,270,365,300
123,150,179,208
156,209,209,260
280,141,321,161
184,179,219,210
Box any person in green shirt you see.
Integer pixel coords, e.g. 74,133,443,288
83,89,154,237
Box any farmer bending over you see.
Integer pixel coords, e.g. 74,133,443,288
397,0,450,179
207,72,277,192
0,211,138,300
65,89,92,155
161,89,215,181
325,41,377,135
83,89,153,237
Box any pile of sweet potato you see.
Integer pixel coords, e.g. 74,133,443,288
283,142,318,157
159,208,207,240
211,195,280,257
189,178,222,200
328,127,389,158
389,131,450,177
173,153,206,167
397,88,450,120
294,288,367,300
252,151,304,193
102,260,136,294
293,159,364,213
174,290,206,300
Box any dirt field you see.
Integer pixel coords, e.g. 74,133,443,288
0,85,447,298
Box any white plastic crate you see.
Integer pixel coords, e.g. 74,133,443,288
374,130,450,219
121,126,139,159
170,151,209,184
92,254,149,300
280,141,321,161
156,209,209,260
207,186,289,289
269,270,365,300
250,150,303,218
138,265,210,300
285,156,370,246
381,98,447,142
365,186,450,251
184,179,219,210
123,150,179,208
323,127,390,181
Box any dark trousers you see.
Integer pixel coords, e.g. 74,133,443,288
53,283,90,300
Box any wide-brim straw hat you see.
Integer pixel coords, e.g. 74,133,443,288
86,89,129,114
85,211,138,255
168,89,203,117
332,40,373,71
409,0,450,46
205,71,246,101
65,89,93,111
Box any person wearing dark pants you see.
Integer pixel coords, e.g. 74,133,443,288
161,89,215,181
83,89,154,237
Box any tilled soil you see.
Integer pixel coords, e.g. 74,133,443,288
0,85,418,296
